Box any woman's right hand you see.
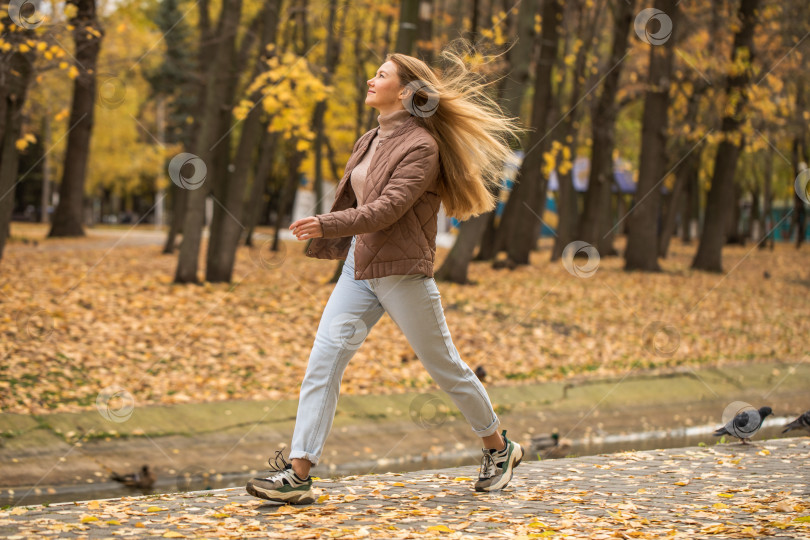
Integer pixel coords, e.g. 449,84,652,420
289,216,324,241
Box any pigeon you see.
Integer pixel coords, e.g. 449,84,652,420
111,465,156,489
782,410,810,434
713,406,772,444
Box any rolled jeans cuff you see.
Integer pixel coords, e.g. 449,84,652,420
473,415,501,437
289,449,320,466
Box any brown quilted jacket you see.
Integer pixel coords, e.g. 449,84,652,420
304,113,442,280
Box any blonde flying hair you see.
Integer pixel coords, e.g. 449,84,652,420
386,40,528,222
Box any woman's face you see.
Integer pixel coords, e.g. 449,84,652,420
366,61,404,111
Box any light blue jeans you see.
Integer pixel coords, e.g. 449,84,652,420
289,235,500,466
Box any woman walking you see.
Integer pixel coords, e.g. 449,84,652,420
246,44,526,504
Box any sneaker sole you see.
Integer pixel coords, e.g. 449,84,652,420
245,481,315,504
475,442,524,492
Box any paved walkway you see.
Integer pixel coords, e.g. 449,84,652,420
2,437,808,539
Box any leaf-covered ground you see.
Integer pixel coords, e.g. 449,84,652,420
1,438,809,538
1,224,807,414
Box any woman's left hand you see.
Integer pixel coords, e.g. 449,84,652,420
289,216,324,241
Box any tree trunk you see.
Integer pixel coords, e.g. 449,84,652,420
658,84,706,258
447,0,465,39
41,114,52,223
311,0,345,220
174,0,243,284
395,0,419,55
365,13,395,132
492,0,561,267
272,144,304,252
624,0,679,272
416,0,434,63
692,0,761,272
758,145,774,250
681,161,698,243
204,6,263,278
474,211,499,261
435,188,497,283
354,7,381,138
790,79,807,249
791,140,808,249
152,0,198,253
242,127,276,247
205,0,282,282
440,0,535,276
163,182,186,253
0,22,35,259
657,152,690,258
725,180,744,245
48,0,104,237
464,0,480,43
577,0,634,257
551,1,603,261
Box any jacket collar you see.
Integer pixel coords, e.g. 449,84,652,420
373,113,418,141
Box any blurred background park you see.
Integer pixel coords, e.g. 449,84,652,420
1,0,809,505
